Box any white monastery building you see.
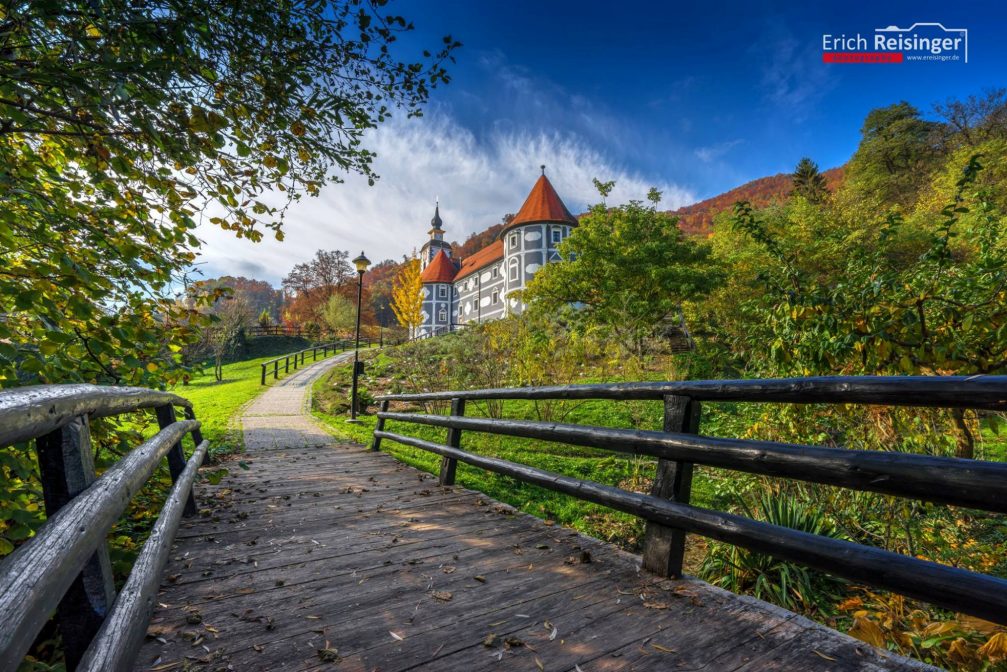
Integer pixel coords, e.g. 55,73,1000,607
416,168,577,337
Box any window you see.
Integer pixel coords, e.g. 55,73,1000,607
437,285,447,298
472,300,478,311
492,266,499,278
509,233,519,250
509,258,519,282
551,227,562,244
492,291,499,304
438,307,447,322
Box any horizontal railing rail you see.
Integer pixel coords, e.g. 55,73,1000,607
259,338,377,385
376,374,1007,410
0,384,208,672
372,375,1007,627
377,412,1007,512
0,384,191,447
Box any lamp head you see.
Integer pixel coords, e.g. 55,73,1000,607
352,251,371,274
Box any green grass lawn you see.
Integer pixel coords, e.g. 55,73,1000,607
171,347,349,458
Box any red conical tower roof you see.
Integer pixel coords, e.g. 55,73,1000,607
420,250,457,283
508,170,577,229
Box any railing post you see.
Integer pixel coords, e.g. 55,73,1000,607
183,406,207,465
261,363,266,386
273,360,278,379
372,400,390,451
642,395,700,578
439,398,465,486
155,405,197,517
285,356,289,374
36,416,116,671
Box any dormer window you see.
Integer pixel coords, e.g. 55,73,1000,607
551,227,562,244
509,233,519,250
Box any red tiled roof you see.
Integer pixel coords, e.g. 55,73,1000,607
454,240,503,280
507,174,577,228
419,250,457,283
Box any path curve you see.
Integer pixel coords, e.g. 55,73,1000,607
241,351,355,452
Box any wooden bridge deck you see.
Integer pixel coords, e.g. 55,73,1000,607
134,358,933,672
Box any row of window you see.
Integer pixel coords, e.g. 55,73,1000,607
507,226,567,252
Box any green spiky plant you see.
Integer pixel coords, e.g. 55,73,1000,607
700,492,848,616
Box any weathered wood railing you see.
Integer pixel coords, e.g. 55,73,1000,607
0,384,208,672
372,375,1007,625
258,338,377,385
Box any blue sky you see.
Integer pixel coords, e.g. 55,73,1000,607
197,0,1007,284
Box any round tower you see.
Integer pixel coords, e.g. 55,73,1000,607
502,166,578,313
418,249,457,336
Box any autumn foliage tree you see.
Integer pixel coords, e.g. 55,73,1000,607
1,0,458,389
391,258,423,335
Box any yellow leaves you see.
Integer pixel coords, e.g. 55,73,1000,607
85,24,101,38
291,121,306,137
849,616,886,648
978,632,1007,663
146,362,158,373
836,597,863,612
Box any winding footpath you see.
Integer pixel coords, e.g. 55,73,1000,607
132,353,933,672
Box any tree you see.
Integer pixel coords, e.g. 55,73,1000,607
727,156,1006,457
365,259,403,327
844,102,940,207
933,88,1007,148
191,276,282,323
524,191,721,358
206,297,249,382
1,1,457,390
391,258,423,335
791,158,828,203
258,309,272,329
322,293,357,337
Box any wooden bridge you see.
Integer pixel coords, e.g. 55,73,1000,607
2,358,1006,671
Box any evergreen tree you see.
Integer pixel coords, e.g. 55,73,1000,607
791,158,828,203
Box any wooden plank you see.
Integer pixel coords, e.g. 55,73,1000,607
375,430,1007,624
133,432,929,672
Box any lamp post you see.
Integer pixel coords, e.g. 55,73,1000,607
349,251,371,422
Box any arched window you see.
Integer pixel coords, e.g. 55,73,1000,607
509,258,519,282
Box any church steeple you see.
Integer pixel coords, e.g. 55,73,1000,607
420,199,452,271
429,200,444,237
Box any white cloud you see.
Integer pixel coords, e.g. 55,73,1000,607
694,139,744,163
192,111,695,286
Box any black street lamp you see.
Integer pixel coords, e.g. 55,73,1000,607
349,251,371,421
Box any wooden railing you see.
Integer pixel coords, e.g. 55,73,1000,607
0,385,207,672
372,375,1007,625
258,339,375,385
